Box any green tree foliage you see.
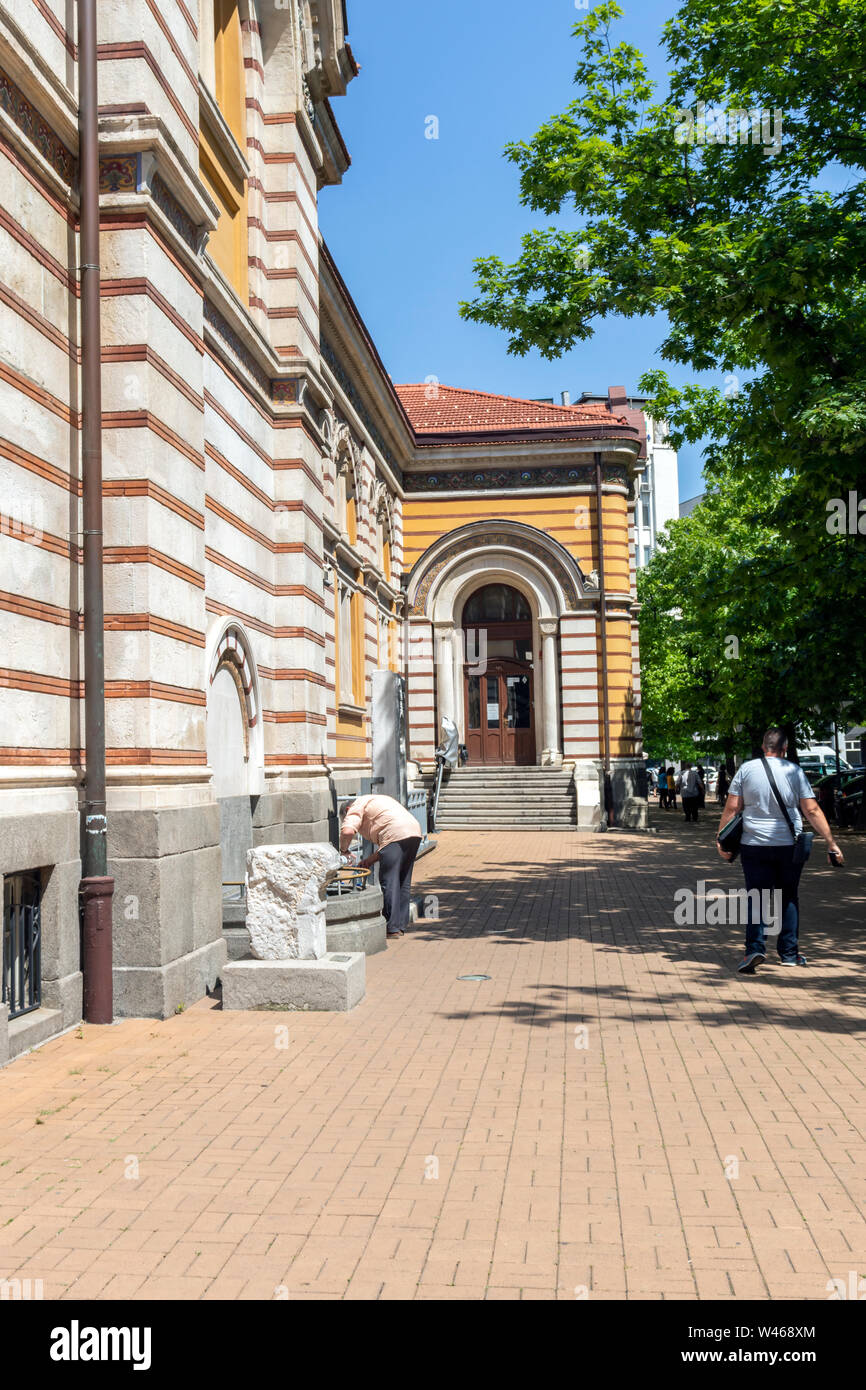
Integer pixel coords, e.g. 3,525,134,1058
460,0,866,748
638,476,866,760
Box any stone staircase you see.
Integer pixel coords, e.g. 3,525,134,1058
427,766,577,831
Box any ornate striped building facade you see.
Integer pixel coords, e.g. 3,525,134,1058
0,0,647,1051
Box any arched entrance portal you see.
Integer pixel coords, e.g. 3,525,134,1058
462,583,535,765
408,520,588,767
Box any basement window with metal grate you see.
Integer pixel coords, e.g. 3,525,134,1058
2,870,42,1020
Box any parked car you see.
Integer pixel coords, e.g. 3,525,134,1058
809,769,859,821
810,770,860,794
836,773,865,826
799,746,854,783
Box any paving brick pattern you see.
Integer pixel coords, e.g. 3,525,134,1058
1,813,865,1300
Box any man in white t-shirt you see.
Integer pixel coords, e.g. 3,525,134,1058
717,728,844,973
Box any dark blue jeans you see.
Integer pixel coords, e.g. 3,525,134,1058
378,836,422,932
740,843,803,959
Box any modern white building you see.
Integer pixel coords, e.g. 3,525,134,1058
575,392,680,568
679,494,705,518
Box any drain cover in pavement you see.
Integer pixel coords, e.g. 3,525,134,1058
458,974,491,981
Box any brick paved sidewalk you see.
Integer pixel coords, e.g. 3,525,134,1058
1,818,865,1301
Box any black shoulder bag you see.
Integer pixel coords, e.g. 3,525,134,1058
760,754,813,865
717,809,744,859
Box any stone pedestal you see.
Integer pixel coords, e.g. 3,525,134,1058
223,884,388,959
221,953,365,1012
222,842,366,1011
325,887,387,955
575,761,603,829
0,1002,9,1069
611,759,649,830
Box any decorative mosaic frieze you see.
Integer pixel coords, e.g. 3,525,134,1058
99,154,139,193
150,171,200,252
404,463,629,493
203,296,272,395
320,333,403,478
97,154,202,254
0,68,75,184
412,530,582,616
272,378,304,404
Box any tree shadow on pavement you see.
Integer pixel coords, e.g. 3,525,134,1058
411,815,866,1038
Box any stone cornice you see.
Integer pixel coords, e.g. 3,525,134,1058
199,78,251,183
310,96,350,186
362,564,404,606
318,244,643,506
202,273,328,442
320,335,406,486
0,17,78,162
0,71,75,203
306,1,357,101
294,103,326,181
98,116,220,245
203,268,280,401
404,461,631,495
319,240,415,463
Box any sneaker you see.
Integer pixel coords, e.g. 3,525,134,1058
780,954,807,967
737,952,766,974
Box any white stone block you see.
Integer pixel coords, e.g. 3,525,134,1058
245,842,341,960
221,953,365,1012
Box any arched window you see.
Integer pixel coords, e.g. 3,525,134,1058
213,0,246,141
375,490,393,581
336,578,363,706
199,0,248,298
462,583,533,664
462,584,531,625
206,624,260,798
346,478,358,548
337,458,358,548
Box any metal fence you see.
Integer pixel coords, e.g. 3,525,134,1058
2,872,42,1020
407,788,428,839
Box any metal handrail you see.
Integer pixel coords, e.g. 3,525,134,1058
430,759,446,832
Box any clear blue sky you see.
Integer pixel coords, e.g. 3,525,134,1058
319,1,711,503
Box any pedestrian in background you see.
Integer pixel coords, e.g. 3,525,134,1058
678,761,703,822
658,765,669,808
666,766,677,810
716,764,730,804
717,727,844,973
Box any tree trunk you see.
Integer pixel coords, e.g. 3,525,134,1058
748,724,764,760
783,722,799,763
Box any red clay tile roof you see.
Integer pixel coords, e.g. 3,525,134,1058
395,383,624,435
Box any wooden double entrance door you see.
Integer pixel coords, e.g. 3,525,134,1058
464,659,535,765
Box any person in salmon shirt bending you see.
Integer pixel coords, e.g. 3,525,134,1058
340,794,423,938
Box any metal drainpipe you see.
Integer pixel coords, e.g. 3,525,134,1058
79,0,114,1023
594,451,614,826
